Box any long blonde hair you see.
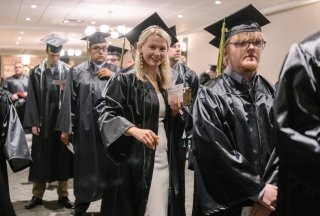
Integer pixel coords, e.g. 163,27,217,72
135,26,172,89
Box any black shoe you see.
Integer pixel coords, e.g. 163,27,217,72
24,196,43,209
72,211,85,216
58,196,74,209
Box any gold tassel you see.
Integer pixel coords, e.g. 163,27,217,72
47,46,51,70
120,37,125,68
217,20,227,77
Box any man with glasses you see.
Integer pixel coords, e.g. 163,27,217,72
192,5,278,216
56,31,119,216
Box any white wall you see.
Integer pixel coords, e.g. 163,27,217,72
184,2,320,84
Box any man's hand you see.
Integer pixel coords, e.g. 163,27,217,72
61,132,70,146
169,95,182,117
96,68,115,79
258,184,277,211
32,127,40,136
11,93,19,101
125,127,159,150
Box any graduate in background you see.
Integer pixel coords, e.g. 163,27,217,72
274,31,320,216
56,32,119,216
192,5,278,216
3,62,29,124
24,34,74,210
107,44,128,69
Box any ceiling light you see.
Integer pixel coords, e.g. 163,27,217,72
63,19,83,24
117,25,126,34
17,37,22,40
22,55,31,65
215,0,222,5
16,41,20,45
91,21,96,25
75,50,82,56
25,18,31,21
110,31,120,38
178,14,183,18
31,5,37,9
20,31,24,34
100,24,110,33
68,49,75,56
84,26,96,35
61,49,65,56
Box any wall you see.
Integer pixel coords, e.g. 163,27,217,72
185,2,320,84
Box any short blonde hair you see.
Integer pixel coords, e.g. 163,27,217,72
135,26,172,89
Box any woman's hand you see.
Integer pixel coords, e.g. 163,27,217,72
125,127,159,149
32,127,40,136
169,95,182,117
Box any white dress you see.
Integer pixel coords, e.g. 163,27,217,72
145,93,169,216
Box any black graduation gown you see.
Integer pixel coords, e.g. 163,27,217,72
192,73,278,215
24,61,73,182
3,74,29,123
94,71,185,216
274,31,320,216
0,91,32,216
172,62,199,213
56,61,119,202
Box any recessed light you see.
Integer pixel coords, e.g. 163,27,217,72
16,41,20,45
25,17,31,21
20,31,24,34
91,21,96,25
17,37,22,40
178,14,183,18
215,0,222,5
31,4,37,9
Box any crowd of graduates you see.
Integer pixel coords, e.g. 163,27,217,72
1,4,320,216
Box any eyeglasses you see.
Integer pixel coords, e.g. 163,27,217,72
91,46,107,53
226,40,266,49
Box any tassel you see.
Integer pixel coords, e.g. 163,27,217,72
217,19,227,76
120,37,125,68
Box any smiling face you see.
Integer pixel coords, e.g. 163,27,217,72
139,34,168,70
224,31,265,76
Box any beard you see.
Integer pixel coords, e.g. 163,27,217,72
240,61,258,73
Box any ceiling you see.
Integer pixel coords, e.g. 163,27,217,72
0,0,314,56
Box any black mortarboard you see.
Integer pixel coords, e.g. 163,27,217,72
81,32,110,47
107,45,128,58
169,26,177,37
204,4,270,48
209,64,217,71
40,34,69,53
122,12,178,46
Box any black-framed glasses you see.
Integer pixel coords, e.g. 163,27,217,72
226,40,266,49
91,46,107,52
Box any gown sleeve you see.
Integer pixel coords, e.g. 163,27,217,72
56,68,74,134
274,42,320,187
1,92,32,172
95,73,135,162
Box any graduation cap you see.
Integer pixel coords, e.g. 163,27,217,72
107,45,128,58
169,25,177,37
204,4,270,76
122,12,178,46
81,32,110,47
204,4,270,48
209,64,217,71
40,34,69,53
